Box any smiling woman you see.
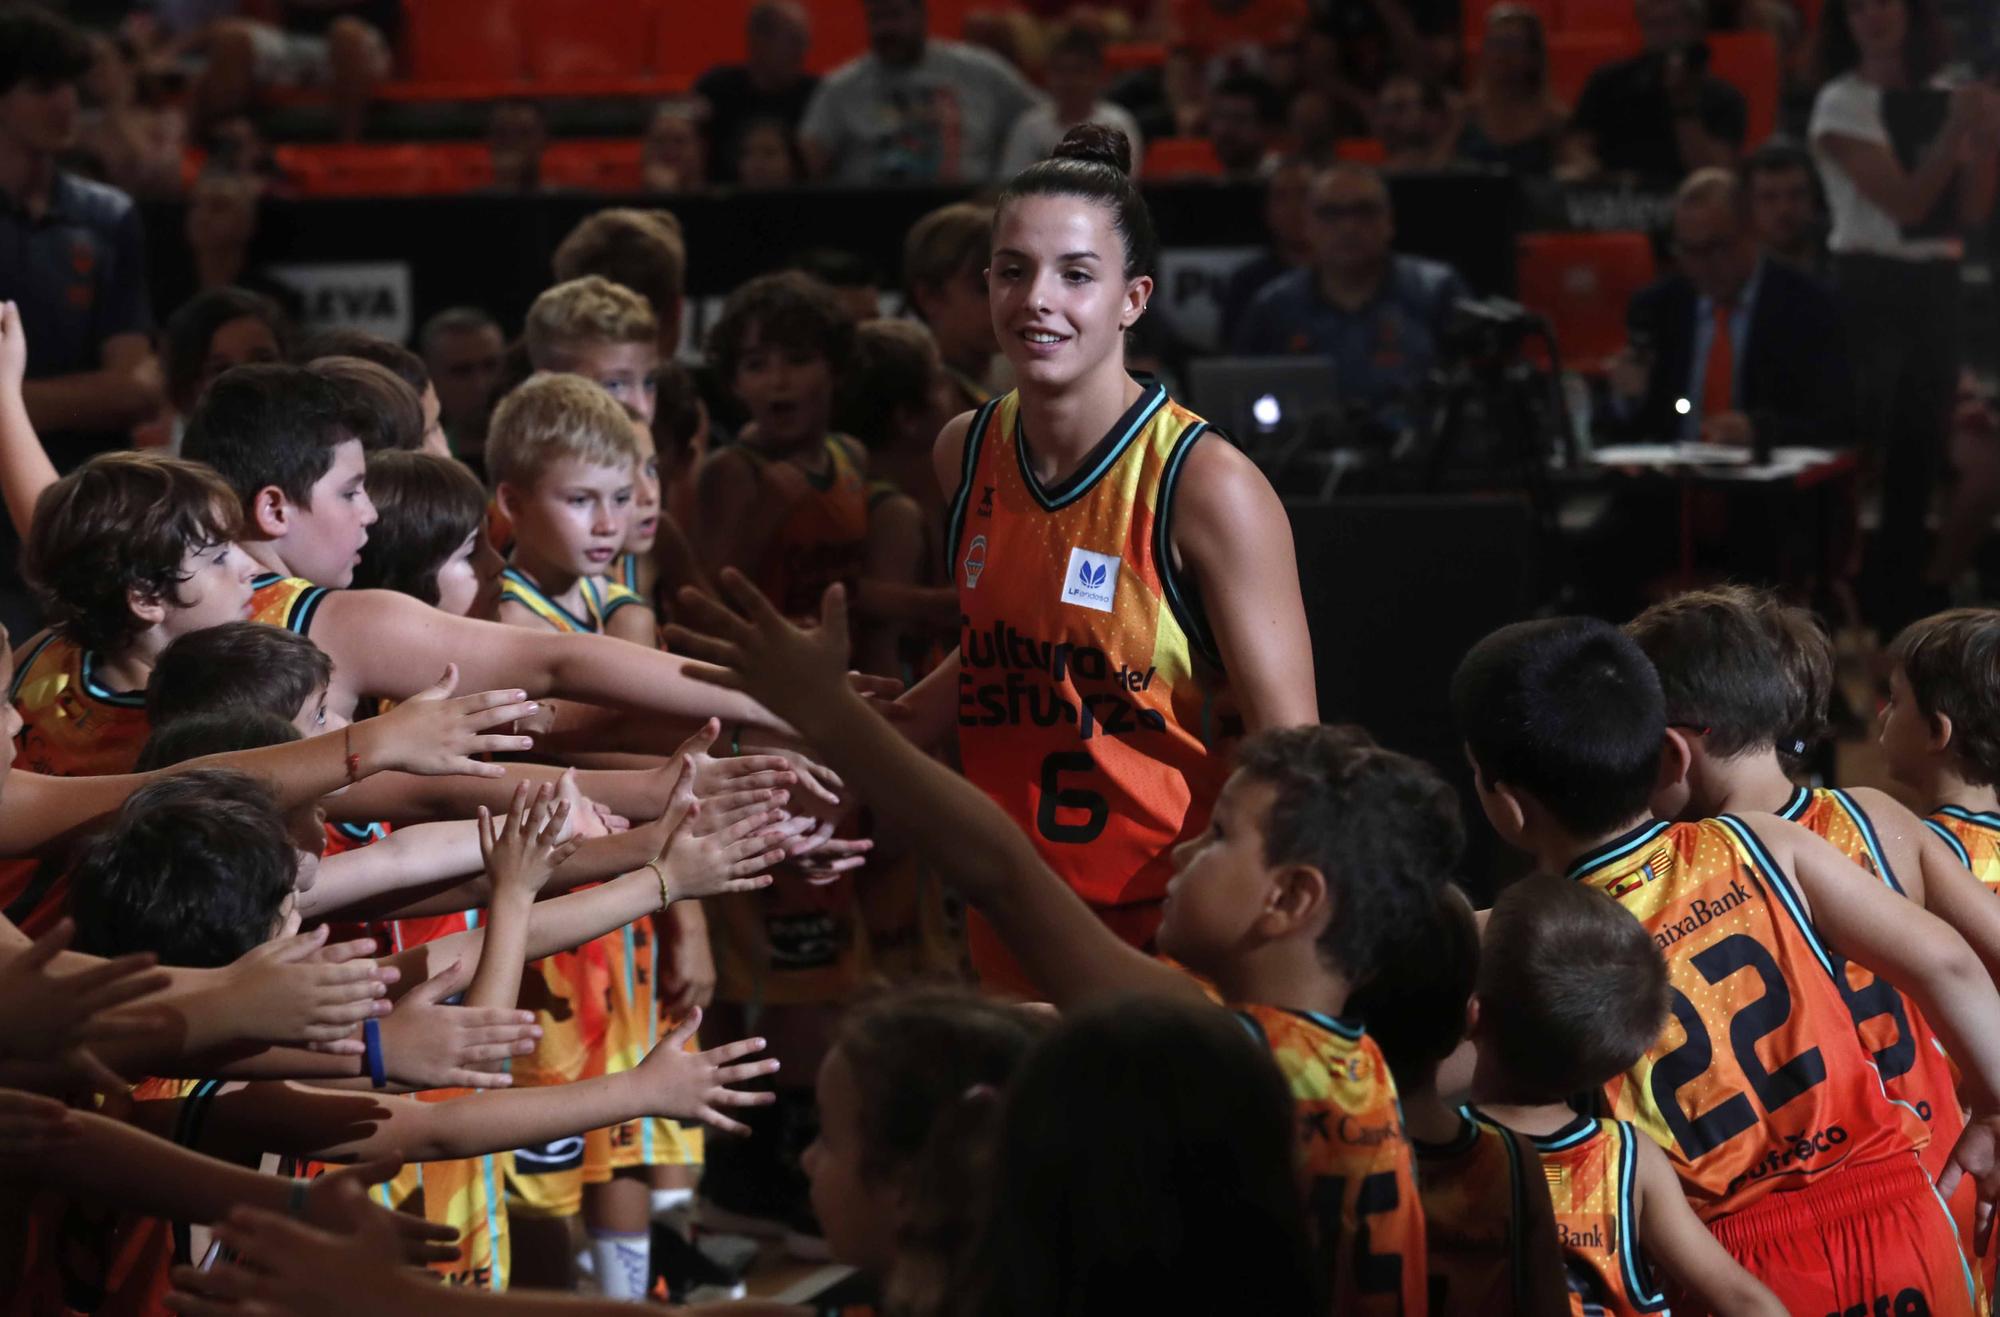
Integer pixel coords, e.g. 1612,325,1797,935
904,124,1321,994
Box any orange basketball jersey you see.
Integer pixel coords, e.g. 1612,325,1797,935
1416,1110,1549,1317
1511,1113,1668,1317
745,436,869,624
1237,1004,1428,1317
1778,785,1966,1179
1567,817,1927,1220
946,384,1236,979
1928,806,2000,894
10,632,150,778
248,573,333,635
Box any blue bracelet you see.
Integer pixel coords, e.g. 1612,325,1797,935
363,1017,387,1089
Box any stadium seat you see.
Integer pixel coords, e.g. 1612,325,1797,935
1104,41,1168,75
1335,137,1387,163
274,144,458,197
1557,0,1642,37
1142,137,1225,178
1542,30,1642,104
524,0,656,85
656,0,748,87
1514,230,1657,369
1708,30,1780,146
402,0,526,85
542,139,646,191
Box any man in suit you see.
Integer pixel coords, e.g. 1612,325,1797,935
1610,167,1850,452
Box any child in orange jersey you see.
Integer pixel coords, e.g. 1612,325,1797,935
1452,616,2000,1316
1348,882,1569,1317
1884,609,2000,892
1628,585,2000,1287
666,577,1440,1317
1469,876,1784,1317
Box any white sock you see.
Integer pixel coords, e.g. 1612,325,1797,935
650,1187,694,1222
588,1230,651,1302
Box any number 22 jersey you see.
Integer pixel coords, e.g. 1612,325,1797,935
1566,817,1926,1220
946,382,1236,971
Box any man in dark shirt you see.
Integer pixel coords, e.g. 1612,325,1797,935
1565,0,1745,182
695,0,818,184
0,6,161,639
1220,157,1314,346
1232,164,1468,438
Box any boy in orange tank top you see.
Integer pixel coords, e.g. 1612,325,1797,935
1452,616,2000,1315
1469,877,1783,1317
668,580,1438,1317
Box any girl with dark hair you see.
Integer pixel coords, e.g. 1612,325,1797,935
351,449,503,619
1809,0,1998,629
898,124,1318,993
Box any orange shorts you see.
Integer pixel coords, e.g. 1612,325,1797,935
968,900,1162,1000
506,947,609,1218
594,920,704,1173
1694,1154,1976,1317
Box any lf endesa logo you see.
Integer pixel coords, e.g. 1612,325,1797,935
1062,548,1120,613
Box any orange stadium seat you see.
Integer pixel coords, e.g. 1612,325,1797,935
656,0,748,86
524,0,656,86
1557,0,1642,36
1708,30,1780,146
402,0,526,86
1142,136,1225,178
274,143,463,196
542,139,646,190
1543,29,1642,104
1335,137,1387,163
1104,41,1167,75
1514,230,1657,369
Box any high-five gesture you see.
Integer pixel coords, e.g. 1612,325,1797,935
351,665,542,780
667,571,855,739
631,1008,779,1135
476,780,580,904
652,758,788,903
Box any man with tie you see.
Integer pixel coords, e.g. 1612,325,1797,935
1609,168,1850,453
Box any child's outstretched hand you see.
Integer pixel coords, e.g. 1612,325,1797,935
631,1008,779,1135
667,572,854,735
308,1160,460,1264
224,927,394,1050
0,919,170,1066
670,718,801,799
375,959,541,1090
0,1089,81,1167
167,1170,438,1317
0,301,28,394
653,762,787,903
353,665,540,780
477,780,578,904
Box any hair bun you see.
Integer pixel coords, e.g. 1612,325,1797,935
1051,123,1132,175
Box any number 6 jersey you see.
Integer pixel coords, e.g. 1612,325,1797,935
1565,816,1928,1221
946,382,1237,983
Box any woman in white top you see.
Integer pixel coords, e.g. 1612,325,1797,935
998,24,1145,178
1808,0,1997,628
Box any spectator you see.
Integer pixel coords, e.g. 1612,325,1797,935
1563,0,1747,182
1743,139,1824,272
1231,164,1468,439
1375,74,1457,171
0,5,162,471
74,32,185,198
191,0,392,142
641,102,708,193
694,0,818,185
1287,87,1345,166
798,0,1038,183
419,307,506,467
1809,0,1999,627
964,7,1048,80
1457,5,1568,176
796,248,885,321
551,207,689,356
736,115,802,187
1932,369,2000,596
162,286,290,423
1607,168,1849,452
1219,156,1315,344
1209,71,1282,179
902,200,1000,411
180,170,292,308
999,23,1146,176
486,99,549,194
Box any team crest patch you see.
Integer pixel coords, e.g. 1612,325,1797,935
1062,548,1120,612
963,534,988,589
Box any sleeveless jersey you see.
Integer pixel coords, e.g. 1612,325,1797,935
1415,1110,1546,1317
945,383,1235,923
1508,1113,1667,1317
1778,785,1966,1179
744,437,869,624
248,573,332,635
1236,1004,1428,1317
1568,817,1927,1219
10,632,150,778
1928,806,2000,893
498,567,642,634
